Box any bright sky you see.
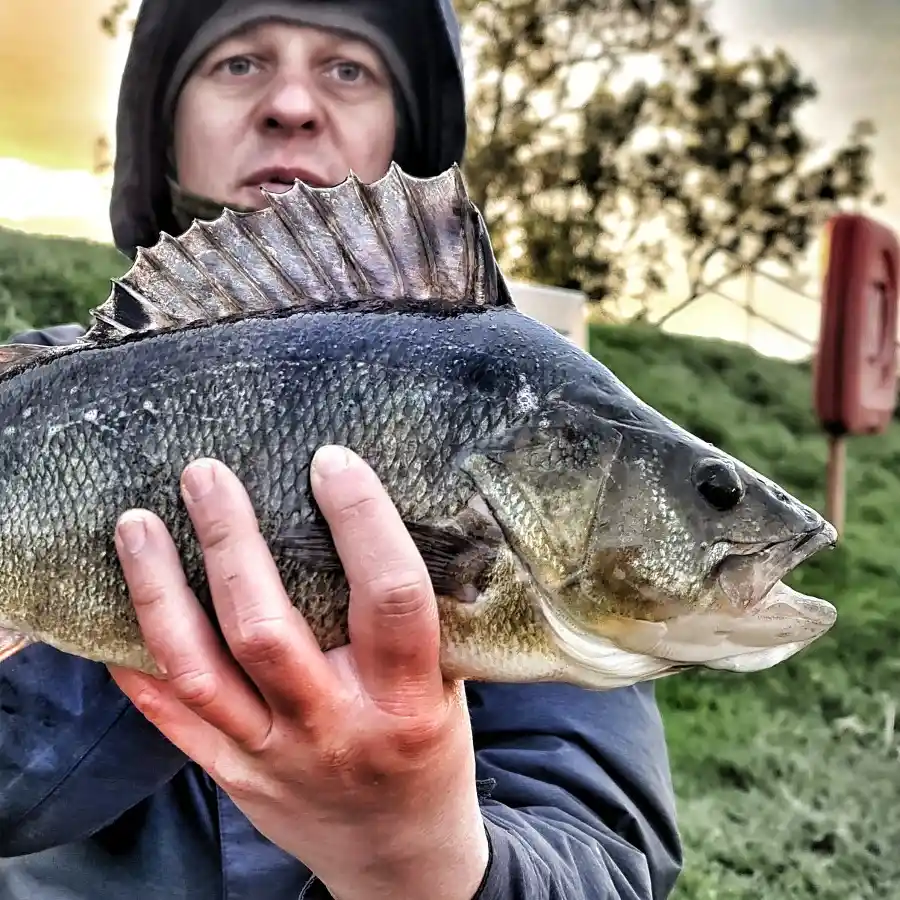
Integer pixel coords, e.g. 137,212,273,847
1,0,898,360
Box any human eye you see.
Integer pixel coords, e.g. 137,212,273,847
214,54,260,77
328,59,369,84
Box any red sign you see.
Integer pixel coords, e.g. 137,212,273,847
814,213,900,435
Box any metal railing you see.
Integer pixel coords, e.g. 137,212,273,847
641,256,900,362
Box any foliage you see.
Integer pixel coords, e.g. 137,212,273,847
456,0,702,306
0,226,127,337
2,225,898,898
646,49,881,324
455,0,882,313
99,1,133,38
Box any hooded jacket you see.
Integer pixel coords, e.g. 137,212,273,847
109,0,467,258
0,1,684,897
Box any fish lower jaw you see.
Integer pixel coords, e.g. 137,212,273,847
700,640,809,673
531,580,836,688
594,579,836,674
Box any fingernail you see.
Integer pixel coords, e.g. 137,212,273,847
117,512,147,554
183,460,215,501
312,445,351,478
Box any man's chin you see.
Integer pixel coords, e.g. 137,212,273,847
234,186,276,210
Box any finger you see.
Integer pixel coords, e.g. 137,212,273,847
179,459,339,717
115,508,273,751
310,446,442,709
109,666,231,775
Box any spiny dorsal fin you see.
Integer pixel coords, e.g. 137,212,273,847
82,163,510,345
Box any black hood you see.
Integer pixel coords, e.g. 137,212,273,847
109,0,467,259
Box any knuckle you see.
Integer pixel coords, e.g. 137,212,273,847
169,668,220,709
361,574,430,617
390,712,447,757
231,617,290,667
333,492,382,528
235,715,278,758
208,761,272,802
198,514,235,553
319,740,360,775
127,576,170,610
130,685,165,723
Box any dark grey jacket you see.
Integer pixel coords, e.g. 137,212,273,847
0,1,683,897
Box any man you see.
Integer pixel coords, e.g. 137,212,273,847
0,1,683,898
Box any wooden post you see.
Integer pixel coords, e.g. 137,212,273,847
825,433,847,533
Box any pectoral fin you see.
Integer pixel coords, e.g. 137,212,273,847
0,628,34,664
276,515,501,603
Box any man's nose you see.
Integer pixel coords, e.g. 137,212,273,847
257,77,322,132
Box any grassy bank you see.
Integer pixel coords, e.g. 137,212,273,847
589,325,900,898
2,224,897,897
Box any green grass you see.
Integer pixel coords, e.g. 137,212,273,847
0,225,128,338
2,223,898,897
589,325,900,898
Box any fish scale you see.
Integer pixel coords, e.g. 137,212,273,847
0,164,838,690
0,311,518,661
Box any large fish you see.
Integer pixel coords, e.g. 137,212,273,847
0,165,837,689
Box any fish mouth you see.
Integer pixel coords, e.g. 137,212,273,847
711,520,837,613
698,578,838,673
655,520,839,672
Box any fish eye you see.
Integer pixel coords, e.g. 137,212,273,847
692,457,744,511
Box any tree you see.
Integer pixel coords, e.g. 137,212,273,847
646,42,882,324
455,0,882,315
99,1,132,38
456,0,707,310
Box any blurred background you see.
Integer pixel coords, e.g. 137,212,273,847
2,1,899,897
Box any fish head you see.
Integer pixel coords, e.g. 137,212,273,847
461,378,838,684
574,414,837,665
590,416,833,605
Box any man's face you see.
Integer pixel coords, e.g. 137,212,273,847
172,21,397,210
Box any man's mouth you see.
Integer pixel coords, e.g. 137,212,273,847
245,167,330,193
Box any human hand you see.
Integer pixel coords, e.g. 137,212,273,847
108,448,490,900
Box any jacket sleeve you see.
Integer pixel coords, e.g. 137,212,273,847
468,680,682,900
5,323,88,347
0,325,188,858
0,645,188,856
